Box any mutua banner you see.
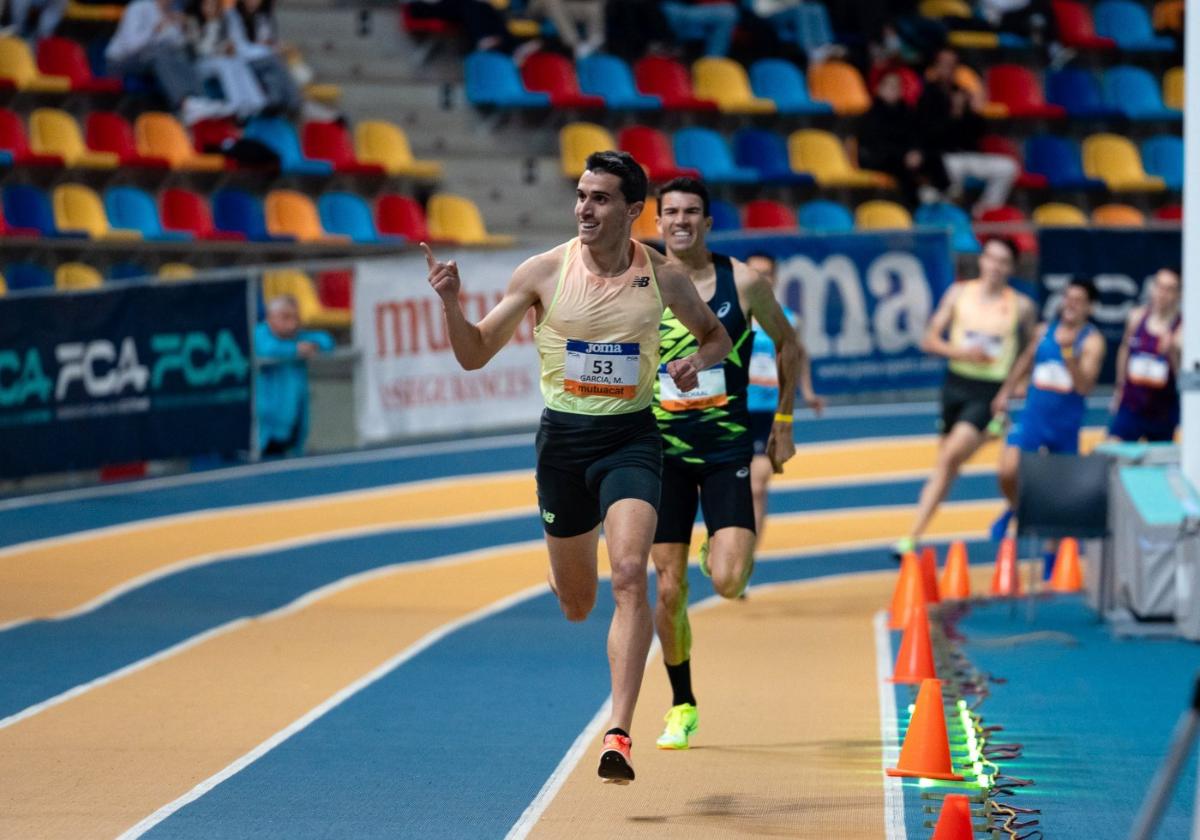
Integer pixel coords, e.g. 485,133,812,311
711,230,955,394
0,279,252,478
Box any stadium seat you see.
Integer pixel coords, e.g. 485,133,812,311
617,125,699,181
919,0,973,18
1094,0,1174,51
1082,133,1166,191
977,206,1037,254
576,54,661,110
53,184,140,240
521,52,604,109
1153,0,1184,33
245,118,333,176
987,65,1065,119
266,190,349,243
1141,135,1183,190
0,201,37,237
1052,0,1117,49
135,113,225,171
1033,202,1088,226
808,61,872,115
560,122,616,178
212,189,288,242
302,121,386,176
743,199,798,231
708,199,741,233
1103,66,1182,120
3,184,80,238
673,127,761,185
262,269,352,330
36,37,121,93
798,199,854,233
0,108,63,165
870,63,923,106
953,65,1007,118
376,193,433,242
55,261,103,290
189,117,241,154
788,129,893,189
155,263,195,280
914,202,980,253
1092,203,1145,226
855,200,912,230
632,196,658,241
161,188,243,241
0,36,70,92
107,261,149,282
1025,135,1106,191
732,129,815,186
464,51,550,108
64,1,123,22
29,108,119,168
319,192,403,244
85,112,169,168
4,262,53,291
749,59,834,115
0,273,5,295
1163,67,1183,110
633,56,717,111
1154,204,1182,221
980,135,1048,189
350,120,439,179
692,57,776,114
105,186,191,242
1045,69,1121,119
316,270,352,310
427,193,514,246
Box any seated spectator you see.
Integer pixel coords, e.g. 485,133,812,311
859,70,948,206
661,0,738,57
7,0,66,41
106,0,234,125
255,294,335,458
229,0,303,116
188,0,269,120
405,0,521,52
528,0,606,58
603,0,672,60
746,0,844,63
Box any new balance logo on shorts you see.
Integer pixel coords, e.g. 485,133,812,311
631,276,650,287
542,510,556,524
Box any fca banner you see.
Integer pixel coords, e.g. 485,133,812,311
0,279,252,478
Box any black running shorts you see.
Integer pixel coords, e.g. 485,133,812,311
750,411,774,456
654,457,756,545
535,407,663,538
940,370,1003,434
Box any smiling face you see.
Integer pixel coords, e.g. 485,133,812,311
1060,284,1093,327
656,190,711,256
575,170,638,249
978,239,1014,284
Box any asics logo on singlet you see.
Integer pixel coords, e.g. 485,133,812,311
736,467,749,478
631,276,650,287
586,343,622,353
716,302,732,318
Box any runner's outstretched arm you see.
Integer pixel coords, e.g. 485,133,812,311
656,262,731,391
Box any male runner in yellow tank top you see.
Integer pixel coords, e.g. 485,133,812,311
423,150,731,784
894,237,1036,556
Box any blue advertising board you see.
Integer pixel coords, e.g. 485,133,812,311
0,279,253,478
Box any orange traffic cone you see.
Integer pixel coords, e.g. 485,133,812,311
886,678,965,780
931,793,974,840
889,551,926,630
940,541,971,600
1049,537,1084,593
919,545,941,604
990,537,1021,597
891,601,937,684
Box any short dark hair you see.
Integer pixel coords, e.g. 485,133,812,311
1067,276,1099,302
657,176,710,218
583,150,647,205
981,236,1016,261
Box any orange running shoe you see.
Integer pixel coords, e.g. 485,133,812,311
598,732,635,783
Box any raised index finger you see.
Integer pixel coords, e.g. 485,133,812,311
419,241,436,270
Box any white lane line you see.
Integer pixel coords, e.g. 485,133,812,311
874,609,907,840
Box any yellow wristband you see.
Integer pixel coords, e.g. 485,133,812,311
774,413,794,423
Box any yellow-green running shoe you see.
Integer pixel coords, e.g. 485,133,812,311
655,703,698,750
698,539,711,577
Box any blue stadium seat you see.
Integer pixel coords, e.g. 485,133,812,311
1094,0,1175,52
732,128,815,186
318,192,404,244
3,183,83,238
708,198,741,233
213,189,293,243
1141,135,1183,190
243,118,334,176
798,199,853,233
104,186,191,242
4,261,53,291
464,51,551,108
1025,135,1107,190
576,54,660,110
1045,68,1121,119
109,261,150,282
748,59,833,115
672,127,760,185
914,202,981,254
1103,66,1182,120
0,150,11,166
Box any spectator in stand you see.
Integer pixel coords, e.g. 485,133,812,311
406,0,523,52
528,0,606,58
107,0,236,125
859,70,948,206
229,0,304,116
603,0,672,60
917,47,1017,216
187,0,269,119
745,0,845,63
661,0,739,56
255,295,335,458
7,0,66,42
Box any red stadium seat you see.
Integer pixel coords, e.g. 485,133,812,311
977,206,1037,254
979,134,1048,189
302,121,385,175
520,52,605,109
1154,203,1182,221
376,193,432,242
0,108,63,165
1052,0,1117,49
161,187,246,241
317,270,352,310
869,63,923,106
85,112,170,168
633,56,718,111
190,117,240,153
400,3,458,35
617,125,700,182
743,199,798,231
986,65,1066,119
37,37,122,93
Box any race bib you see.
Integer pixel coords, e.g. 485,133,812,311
1128,352,1170,388
658,363,727,411
960,329,1003,360
563,339,640,399
748,352,778,388
1032,360,1073,393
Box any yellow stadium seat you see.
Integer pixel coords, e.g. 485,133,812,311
65,0,123,21
29,109,119,169
808,61,872,115
265,190,350,244
354,120,443,179
262,269,352,330
1153,0,1184,33
953,65,1008,118
158,263,196,280
55,262,103,290
1163,67,1183,110
692,57,776,114
559,122,616,178
52,184,141,241
304,83,342,105
507,18,540,37
919,0,973,17
426,193,515,247
0,37,70,92
1082,133,1165,192
1032,202,1088,226
134,112,225,171
0,273,7,297
855,200,913,230
788,129,894,189
632,196,659,241
1092,203,1146,227
948,31,1000,49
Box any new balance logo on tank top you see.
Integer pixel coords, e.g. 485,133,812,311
653,253,754,465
